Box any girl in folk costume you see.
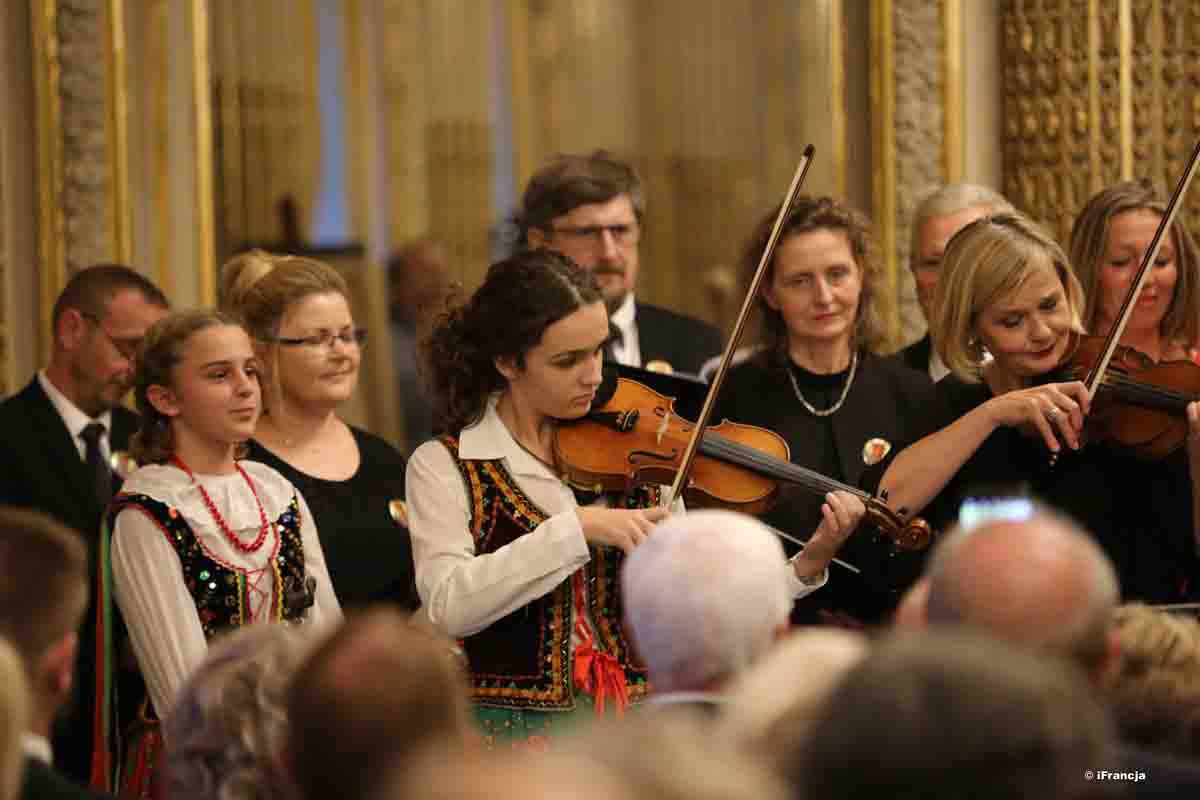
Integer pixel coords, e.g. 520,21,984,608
406,251,840,746
101,310,341,788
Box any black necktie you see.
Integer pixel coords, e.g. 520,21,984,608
81,422,113,507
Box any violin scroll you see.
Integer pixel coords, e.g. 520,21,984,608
863,497,933,550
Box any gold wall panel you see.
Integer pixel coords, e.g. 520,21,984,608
1003,0,1200,242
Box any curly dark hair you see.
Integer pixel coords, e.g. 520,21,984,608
741,196,885,368
420,250,603,432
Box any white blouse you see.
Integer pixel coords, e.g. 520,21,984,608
111,460,341,719
405,401,824,641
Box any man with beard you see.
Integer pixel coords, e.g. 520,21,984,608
520,150,722,376
0,264,168,784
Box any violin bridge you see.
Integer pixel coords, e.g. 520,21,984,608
656,410,671,446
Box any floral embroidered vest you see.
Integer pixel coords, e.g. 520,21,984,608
442,435,653,710
107,491,310,638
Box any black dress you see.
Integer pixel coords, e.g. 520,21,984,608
712,351,936,624
245,427,418,610
919,376,1198,604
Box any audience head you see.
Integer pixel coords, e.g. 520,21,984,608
0,638,29,800
924,503,1120,681
1100,603,1200,759
800,631,1116,800
220,250,360,419
1069,180,1200,347
0,506,88,734
422,249,603,432
520,150,643,311
165,624,315,800
388,237,451,325
910,184,1014,324
47,264,169,417
129,309,259,465
286,608,473,800
621,510,792,693
742,195,886,363
933,213,1086,382
721,628,869,769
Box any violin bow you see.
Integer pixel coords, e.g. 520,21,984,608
1084,137,1200,399
667,145,815,505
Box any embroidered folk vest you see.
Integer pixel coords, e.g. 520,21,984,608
442,435,652,709
108,491,310,638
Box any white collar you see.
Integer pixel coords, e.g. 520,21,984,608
642,690,725,707
457,398,556,478
120,461,296,532
38,370,113,443
610,292,637,331
23,732,52,764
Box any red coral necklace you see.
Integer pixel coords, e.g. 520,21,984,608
172,455,270,554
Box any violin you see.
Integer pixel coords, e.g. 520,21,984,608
1053,333,1200,460
1053,137,1200,461
553,377,933,550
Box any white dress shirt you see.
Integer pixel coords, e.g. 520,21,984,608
928,349,951,382
609,293,641,367
38,370,113,462
405,400,822,643
111,461,342,719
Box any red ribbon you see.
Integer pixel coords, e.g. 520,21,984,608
571,571,628,715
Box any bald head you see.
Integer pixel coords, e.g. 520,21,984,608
925,509,1119,673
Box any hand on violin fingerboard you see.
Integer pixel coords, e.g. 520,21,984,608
576,506,671,555
792,491,864,580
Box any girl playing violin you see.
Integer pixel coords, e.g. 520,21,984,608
1068,182,1200,601
406,251,839,746
712,197,927,625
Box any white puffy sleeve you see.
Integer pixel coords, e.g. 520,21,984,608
111,506,208,720
294,488,342,625
405,441,590,638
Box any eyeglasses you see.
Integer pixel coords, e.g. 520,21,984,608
272,328,368,350
550,222,640,245
80,312,141,361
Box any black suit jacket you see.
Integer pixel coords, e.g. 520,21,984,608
0,378,137,783
634,301,723,377
20,758,113,800
897,333,932,375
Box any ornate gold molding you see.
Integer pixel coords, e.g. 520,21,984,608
831,0,847,198
191,0,215,305
871,0,899,349
104,0,130,263
942,0,963,183
31,0,64,355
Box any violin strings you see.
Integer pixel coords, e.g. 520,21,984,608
1100,374,1196,409
700,432,871,500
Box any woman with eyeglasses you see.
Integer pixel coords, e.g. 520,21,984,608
220,250,416,610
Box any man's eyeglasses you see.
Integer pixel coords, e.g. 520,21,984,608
550,222,639,245
272,328,368,350
80,312,141,361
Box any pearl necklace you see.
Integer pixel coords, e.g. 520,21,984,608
172,455,271,554
787,350,860,417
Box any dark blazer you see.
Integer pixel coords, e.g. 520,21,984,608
635,301,723,377
0,377,137,783
897,333,932,375
20,757,113,800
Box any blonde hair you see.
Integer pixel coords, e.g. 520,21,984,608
1068,180,1200,347
219,250,351,413
932,213,1085,382
130,310,247,464
1101,603,1200,759
0,638,27,800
